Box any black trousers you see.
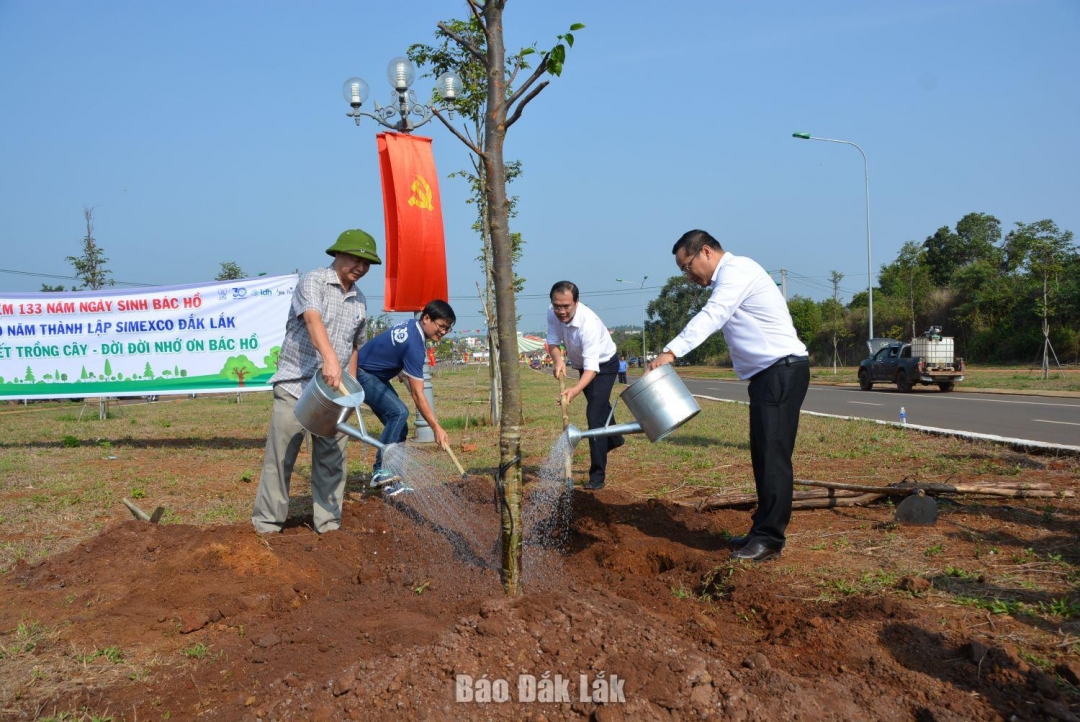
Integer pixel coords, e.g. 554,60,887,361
746,357,810,546
580,353,622,485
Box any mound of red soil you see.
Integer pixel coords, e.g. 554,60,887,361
2,483,1073,721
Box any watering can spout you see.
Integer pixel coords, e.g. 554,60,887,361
564,421,643,449
336,422,387,451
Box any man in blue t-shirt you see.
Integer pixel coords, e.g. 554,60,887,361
356,299,456,493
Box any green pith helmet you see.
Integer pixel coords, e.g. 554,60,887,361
326,229,382,264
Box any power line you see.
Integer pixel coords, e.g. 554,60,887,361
0,266,154,288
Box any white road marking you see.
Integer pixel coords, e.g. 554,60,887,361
848,401,882,406
1033,419,1080,427
946,396,1080,409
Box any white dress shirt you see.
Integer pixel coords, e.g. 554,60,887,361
664,252,808,380
546,301,617,373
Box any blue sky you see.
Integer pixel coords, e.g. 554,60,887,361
1,0,1077,337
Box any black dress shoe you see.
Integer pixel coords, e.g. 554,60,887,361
725,534,751,547
730,540,783,562
584,478,606,490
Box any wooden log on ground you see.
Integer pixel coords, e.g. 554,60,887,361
795,479,1074,499
698,488,864,511
791,492,886,510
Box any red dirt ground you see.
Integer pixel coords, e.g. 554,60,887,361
3,476,1078,721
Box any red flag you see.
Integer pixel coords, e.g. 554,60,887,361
377,132,448,311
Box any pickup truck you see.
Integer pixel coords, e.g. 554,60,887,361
858,328,965,393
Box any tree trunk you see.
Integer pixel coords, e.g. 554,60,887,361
484,0,524,595
477,164,502,426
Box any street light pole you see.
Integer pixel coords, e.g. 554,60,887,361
792,132,874,340
615,276,648,363
344,58,461,442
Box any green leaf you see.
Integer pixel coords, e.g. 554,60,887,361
551,43,566,64
565,33,574,47
547,59,563,77
570,23,585,31
520,47,536,57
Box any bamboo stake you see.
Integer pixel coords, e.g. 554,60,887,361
442,442,468,479
558,372,572,488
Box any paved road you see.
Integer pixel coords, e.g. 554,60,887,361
668,377,1080,449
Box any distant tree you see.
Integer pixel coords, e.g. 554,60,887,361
367,313,393,339
80,365,88,380
40,284,67,292
221,355,259,387
103,359,112,377
1013,220,1076,373
67,207,114,291
787,296,822,349
60,373,68,381
143,362,155,379
878,241,933,338
215,261,245,281
820,270,850,371
955,212,1002,265
25,366,34,382
646,276,726,364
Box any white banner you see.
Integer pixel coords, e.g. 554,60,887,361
0,275,296,400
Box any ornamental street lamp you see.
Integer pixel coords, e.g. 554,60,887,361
792,132,875,340
342,57,461,442
343,57,461,132
615,276,648,364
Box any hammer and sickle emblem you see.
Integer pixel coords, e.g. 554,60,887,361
407,174,434,211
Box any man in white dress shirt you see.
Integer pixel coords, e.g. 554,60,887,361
647,230,809,562
547,281,625,490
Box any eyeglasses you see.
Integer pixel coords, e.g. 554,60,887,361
433,322,453,335
680,252,699,276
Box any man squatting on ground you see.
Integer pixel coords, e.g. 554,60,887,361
648,229,809,562
355,299,456,495
547,281,625,491
251,229,378,534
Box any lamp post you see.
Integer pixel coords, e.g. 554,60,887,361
344,57,461,442
792,132,874,340
343,57,460,131
615,276,648,364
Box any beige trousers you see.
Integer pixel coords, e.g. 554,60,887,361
251,385,348,533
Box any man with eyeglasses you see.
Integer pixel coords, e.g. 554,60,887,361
648,230,809,562
547,280,624,490
251,229,377,534
356,299,457,495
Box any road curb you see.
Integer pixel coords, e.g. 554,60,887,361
692,394,1080,456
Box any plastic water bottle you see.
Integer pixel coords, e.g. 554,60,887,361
899,406,907,426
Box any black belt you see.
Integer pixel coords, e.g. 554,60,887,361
766,354,808,369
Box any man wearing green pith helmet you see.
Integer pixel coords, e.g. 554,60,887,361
251,229,380,534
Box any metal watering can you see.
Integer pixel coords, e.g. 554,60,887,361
293,371,386,450
564,363,701,449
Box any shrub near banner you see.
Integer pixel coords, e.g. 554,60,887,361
0,275,295,400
